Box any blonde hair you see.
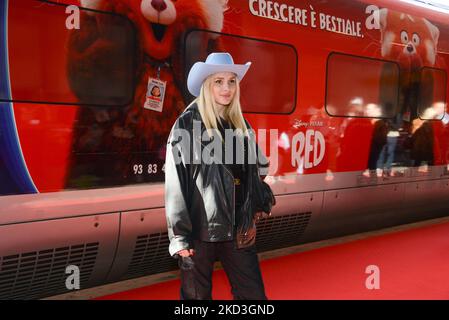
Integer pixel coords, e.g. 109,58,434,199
186,74,249,140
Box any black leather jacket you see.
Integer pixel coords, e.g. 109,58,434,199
165,103,268,256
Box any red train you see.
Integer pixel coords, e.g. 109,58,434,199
0,0,448,299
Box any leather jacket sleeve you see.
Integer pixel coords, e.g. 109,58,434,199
165,116,193,257
244,119,269,179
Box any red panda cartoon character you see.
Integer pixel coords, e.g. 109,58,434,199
66,0,227,187
379,8,440,121
379,8,440,70
378,8,442,167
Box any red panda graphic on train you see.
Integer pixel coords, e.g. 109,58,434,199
378,8,441,119
379,8,440,69
367,8,446,172
66,0,227,187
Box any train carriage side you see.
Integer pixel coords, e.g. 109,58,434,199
223,0,449,241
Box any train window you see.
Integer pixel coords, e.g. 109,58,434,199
418,68,447,121
1,1,135,107
184,30,297,114
326,53,400,118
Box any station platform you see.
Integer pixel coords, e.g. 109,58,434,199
47,216,449,300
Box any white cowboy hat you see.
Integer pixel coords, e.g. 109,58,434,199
187,52,252,97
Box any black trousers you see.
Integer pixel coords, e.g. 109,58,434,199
178,239,267,300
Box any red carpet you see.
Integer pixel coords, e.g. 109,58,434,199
97,222,449,300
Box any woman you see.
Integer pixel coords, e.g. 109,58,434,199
165,52,272,300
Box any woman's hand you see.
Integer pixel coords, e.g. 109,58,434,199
177,249,195,257
255,211,271,221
